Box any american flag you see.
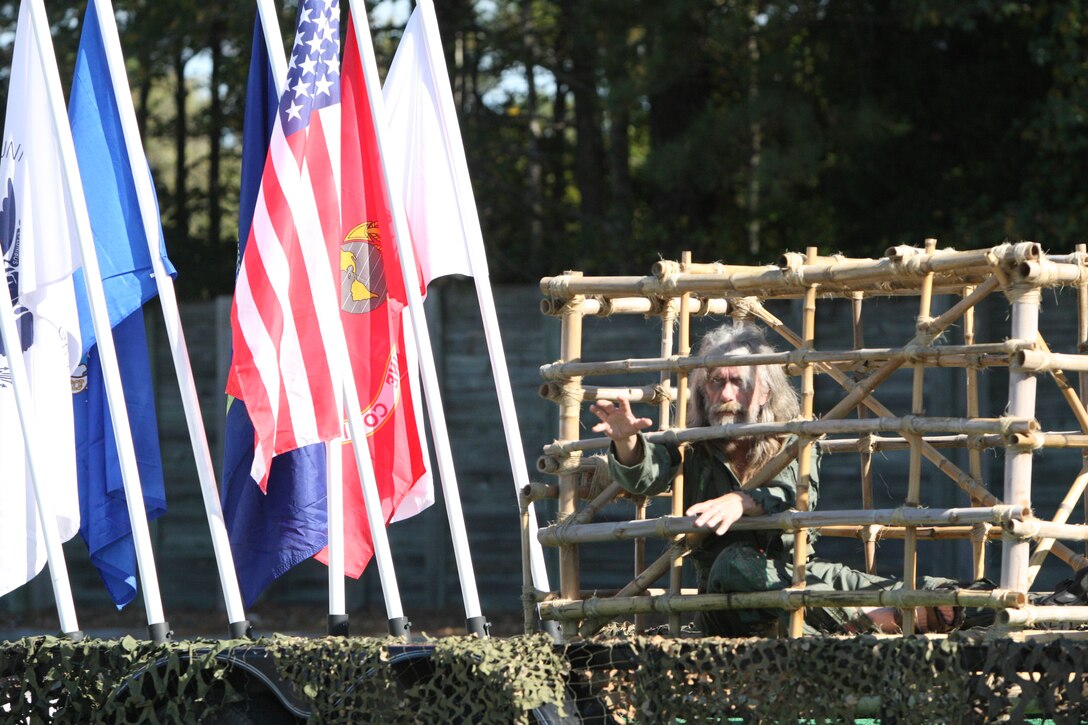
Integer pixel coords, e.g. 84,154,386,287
227,0,345,490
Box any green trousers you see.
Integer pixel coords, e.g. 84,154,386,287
699,542,955,637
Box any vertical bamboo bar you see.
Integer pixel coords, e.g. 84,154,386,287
636,300,677,632
1079,243,1088,558
789,246,818,637
963,284,986,578
853,292,876,573
557,273,585,618
902,238,937,634
1002,281,1041,594
520,492,536,634
669,253,692,636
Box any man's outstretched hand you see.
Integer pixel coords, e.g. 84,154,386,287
687,493,750,536
590,397,652,465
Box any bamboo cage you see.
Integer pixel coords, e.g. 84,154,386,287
529,244,1088,640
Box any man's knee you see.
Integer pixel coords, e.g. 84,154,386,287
706,544,782,594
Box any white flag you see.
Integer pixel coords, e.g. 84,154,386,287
383,5,475,286
0,0,84,596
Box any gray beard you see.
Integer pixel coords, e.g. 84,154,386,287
706,402,744,427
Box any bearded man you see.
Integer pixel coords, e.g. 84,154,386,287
591,322,957,636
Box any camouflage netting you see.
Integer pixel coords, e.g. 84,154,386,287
3,632,1088,722
266,633,568,724
0,635,249,723
568,634,1088,723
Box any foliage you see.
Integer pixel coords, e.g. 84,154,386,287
0,0,1087,295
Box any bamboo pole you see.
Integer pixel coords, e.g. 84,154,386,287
963,284,986,578
557,279,585,616
538,505,1027,546
631,300,678,632
1079,242,1088,559
1016,349,1088,374
1002,282,1041,594
542,244,1053,302
542,415,1035,461
539,340,1029,381
1005,518,1088,542
790,246,819,637
817,433,1010,453
542,588,1025,622
902,238,937,633
543,296,732,318
668,252,693,635
853,292,877,573
818,524,1003,541
520,490,537,634
999,606,1088,628
539,382,672,405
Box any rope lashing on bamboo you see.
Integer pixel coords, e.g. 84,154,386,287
540,588,1026,622
537,505,1028,546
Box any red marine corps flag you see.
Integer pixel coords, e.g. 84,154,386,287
314,13,430,575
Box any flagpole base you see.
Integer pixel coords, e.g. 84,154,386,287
540,620,561,642
466,616,490,638
327,614,349,637
387,616,411,640
147,622,171,644
228,620,252,639
63,630,85,642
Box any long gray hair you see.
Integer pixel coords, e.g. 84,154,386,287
687,322,801,473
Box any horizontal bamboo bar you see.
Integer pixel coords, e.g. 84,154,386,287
1044,252,1088,266
523,481,597,502
541,416,1037,459
818,433,1008,453
819,524,1004,541
539,381,672,405
1016,349,1088,373
540,296,733,317
540,588,1026,621
539,340,1030,381
541,270,996,301
885,241,1040,271
537,505,1028,546
1004,518,1088,542
1018,259,1088,287
532,586,703,602
999,606,1088,627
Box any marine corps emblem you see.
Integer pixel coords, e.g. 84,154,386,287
340,221,387,314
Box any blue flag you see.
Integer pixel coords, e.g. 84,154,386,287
68,0,172,608
220,15,328,607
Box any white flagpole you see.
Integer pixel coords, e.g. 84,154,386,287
349,0,487,637
28,0,169,643
254,0,349,635
413,0,552,604
0,265,81,639
92,0,250,639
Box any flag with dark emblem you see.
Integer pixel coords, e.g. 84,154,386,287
0,0,83,596
318,11,431,577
